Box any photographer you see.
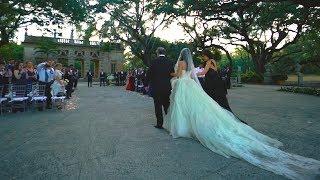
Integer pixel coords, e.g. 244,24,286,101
37,60,55,109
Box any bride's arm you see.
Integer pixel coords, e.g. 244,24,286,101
171,61,185,77
197,60,211,76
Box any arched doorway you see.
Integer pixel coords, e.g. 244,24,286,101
90,60,100,78
74,59,84,77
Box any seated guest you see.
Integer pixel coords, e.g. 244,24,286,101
12,62,26,85
37,60,55,109
25,61,37,93
51,63,66,96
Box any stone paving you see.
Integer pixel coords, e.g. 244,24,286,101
0,83,319,180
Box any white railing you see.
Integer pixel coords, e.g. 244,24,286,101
56,38,101,46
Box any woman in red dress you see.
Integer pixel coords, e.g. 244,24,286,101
126,71,135,91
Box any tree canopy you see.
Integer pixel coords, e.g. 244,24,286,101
0,0,90,45
154,0,319,75
96,0,173,66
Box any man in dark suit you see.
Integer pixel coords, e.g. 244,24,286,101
87,70,93,87
99,69,106,86
145,47,175,129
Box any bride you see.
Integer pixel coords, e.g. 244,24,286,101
164,48,320,180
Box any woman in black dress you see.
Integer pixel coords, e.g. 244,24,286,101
197,50,232,112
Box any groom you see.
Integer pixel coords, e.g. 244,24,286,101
145,47,175,129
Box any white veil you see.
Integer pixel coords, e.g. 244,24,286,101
177,48,202,88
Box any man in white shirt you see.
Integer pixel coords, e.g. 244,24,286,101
37,60,55,109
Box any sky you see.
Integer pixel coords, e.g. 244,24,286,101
15,21,189,44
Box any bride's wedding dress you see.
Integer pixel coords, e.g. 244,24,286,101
164,70,320,180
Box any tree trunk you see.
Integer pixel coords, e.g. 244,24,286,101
142,50,152,67
252,54,265,76
0,29,10,46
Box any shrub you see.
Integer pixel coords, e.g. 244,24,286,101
241,70,263,83
278,86,320,96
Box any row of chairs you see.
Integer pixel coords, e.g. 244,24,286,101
0,84,66,114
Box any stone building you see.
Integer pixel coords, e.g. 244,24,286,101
22,31,125,79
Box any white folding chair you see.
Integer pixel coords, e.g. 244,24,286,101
30,84,47,110
0,85,8,114
10,84,28,112
52,95,66,109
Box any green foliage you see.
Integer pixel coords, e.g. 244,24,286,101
0,0,89,45
279,86,320,96
34,37,59,60
155,0,319,74
98,0,173,66
0,43,23,62
241,70,263,83
219,48,254,72
123,53,147,71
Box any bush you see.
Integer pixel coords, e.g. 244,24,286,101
241,70,263,83
278,86,320,96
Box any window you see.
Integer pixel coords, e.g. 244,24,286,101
111,63,116,74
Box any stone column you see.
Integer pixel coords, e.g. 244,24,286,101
84,58,90,76
295,63,303,87
237,66,242,84
264,63,273,84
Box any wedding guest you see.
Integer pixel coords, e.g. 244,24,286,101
87,70,93,87
37,60,55,109
99,69,106,86
197,50,230,111
125,71,135,91
115,72,120,86
12,62,26,85
51,63,66,97
0,62,6,96
25,61,37,93
6,59,15,74
73,68,79,89
64,65,74,99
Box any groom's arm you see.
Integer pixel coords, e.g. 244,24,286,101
145,64,153,86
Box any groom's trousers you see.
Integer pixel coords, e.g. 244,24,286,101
153,93,170,127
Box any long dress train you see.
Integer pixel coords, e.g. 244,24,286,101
164,70,320,180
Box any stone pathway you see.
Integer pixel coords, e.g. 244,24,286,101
0,83,319,179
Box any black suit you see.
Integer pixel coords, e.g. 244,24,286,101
87,71,93,87
99,72,106,86
146,56,174,127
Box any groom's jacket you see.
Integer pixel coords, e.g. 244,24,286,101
145,56,175,96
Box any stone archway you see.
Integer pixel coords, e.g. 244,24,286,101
74,59,85,77
90,59,100,78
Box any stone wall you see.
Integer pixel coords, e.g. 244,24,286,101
22,36,125,78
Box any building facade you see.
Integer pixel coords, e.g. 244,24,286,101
22,34,125,79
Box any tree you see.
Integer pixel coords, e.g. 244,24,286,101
0,43,24,62
0,0,90,46
97,0,173,66
272,30,320,73
156,0,319,75
34,37,59,60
